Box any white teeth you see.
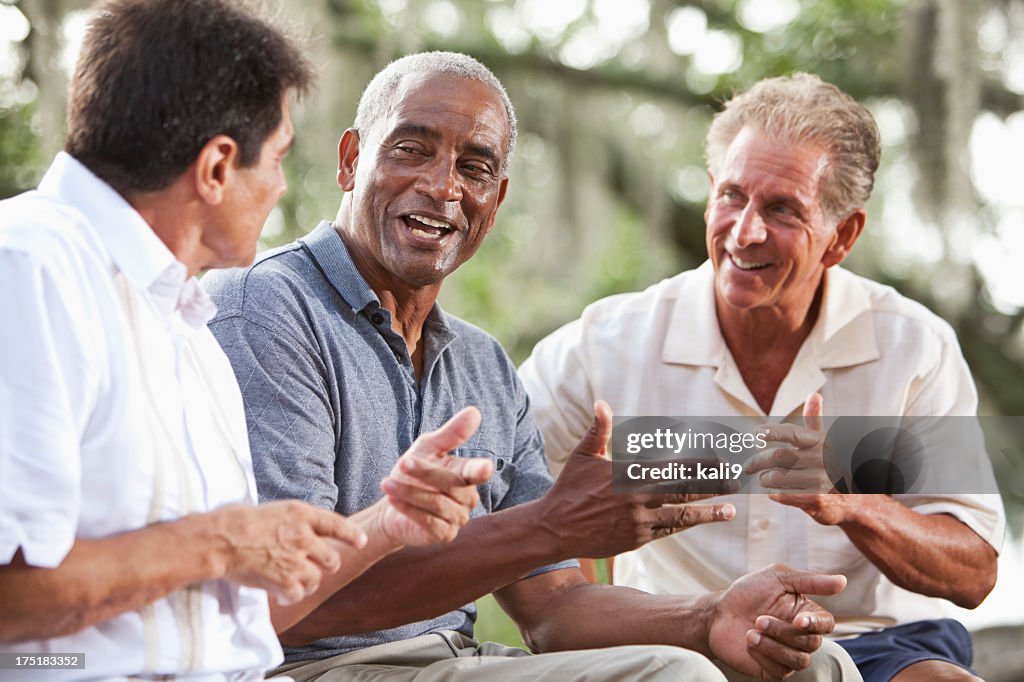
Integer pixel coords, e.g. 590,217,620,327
732,255,770,270
409,214,452,230
410,227,443,240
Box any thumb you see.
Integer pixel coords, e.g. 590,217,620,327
803,392,824,433
779,567,847,597
408,406,482,460
573,400,613,459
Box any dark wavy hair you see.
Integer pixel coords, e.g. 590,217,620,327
65,0,312,193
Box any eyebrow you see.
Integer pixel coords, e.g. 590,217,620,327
387,123,502,171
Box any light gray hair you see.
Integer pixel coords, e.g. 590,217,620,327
353,51,518,175
705,72,881,220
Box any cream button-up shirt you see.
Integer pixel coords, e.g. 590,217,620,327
0,153,281,679
520,261,1005,636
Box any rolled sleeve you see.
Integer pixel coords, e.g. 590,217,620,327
0,251,89,567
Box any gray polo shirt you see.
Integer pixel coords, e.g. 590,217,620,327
204,221,573,661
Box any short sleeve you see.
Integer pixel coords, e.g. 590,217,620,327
0,250,93,567
518,318,596,476
899,319,1006,553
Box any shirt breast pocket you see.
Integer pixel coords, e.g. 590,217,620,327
453,447,517,514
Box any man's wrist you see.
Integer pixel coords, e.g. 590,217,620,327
357,499,408,555
688,590,721,658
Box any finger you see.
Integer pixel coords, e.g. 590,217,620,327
757,423,820,449
758,468,825,490
441,454,494,485
387,497,461,544
406,407,483,460
308,508,368,549
649,503,736,530
791,609,837,635
747,630,810,678
768,493,821,509
754,615,823,653
572,400,613,459
303,536,343,574
381,478,473,525
745,448,799,475
773,567,847,599
639,492,720,507
803,392,824,433
397,456,483,505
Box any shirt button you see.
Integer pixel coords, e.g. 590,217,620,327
758,518,770,531
371,312,385,325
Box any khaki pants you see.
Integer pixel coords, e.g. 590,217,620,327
270,630,725,681
718,640,863,682
270,631,862,681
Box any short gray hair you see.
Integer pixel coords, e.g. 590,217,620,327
353,51,518,175
705,73,881,220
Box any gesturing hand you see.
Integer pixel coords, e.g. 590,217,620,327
746,393,856,526
213,500,369,606
708,564,846,680
541,400,736,558
377,406,494,546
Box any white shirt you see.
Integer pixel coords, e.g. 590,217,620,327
520,261,1005,636
0,153,282,680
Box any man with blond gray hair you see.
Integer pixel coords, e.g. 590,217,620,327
522,72,1004,682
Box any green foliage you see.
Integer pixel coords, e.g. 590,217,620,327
0,102,42,199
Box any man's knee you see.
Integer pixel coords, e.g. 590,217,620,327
586,645,726,682
891,660,982,682
788,639,863,682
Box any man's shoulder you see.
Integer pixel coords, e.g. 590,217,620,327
841,268,960,346
441,310,514,364
205,240,322,322
0,190,96,263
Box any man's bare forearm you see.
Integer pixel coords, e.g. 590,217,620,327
279,498,566,645
270,501,403,633
0,513,227,641
497,573,716,655
839,496,997,608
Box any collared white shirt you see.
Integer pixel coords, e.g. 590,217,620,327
521,260,1005,636
0,153,282,679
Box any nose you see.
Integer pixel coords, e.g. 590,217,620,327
732,205,767,247
416,155,462,203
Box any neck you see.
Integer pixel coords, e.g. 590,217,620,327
715,279,824,413
334,222,438,356
124,185,209,278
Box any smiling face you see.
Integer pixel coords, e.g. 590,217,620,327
705,126,846,318
337,72,509,290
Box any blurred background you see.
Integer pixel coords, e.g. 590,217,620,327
1,0,1022,677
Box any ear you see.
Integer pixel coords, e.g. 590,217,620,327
194,135,239,206
337,128,361,192
483,177,509,235
823,209,865,268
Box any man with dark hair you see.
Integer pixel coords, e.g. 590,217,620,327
521,73,1004,682
0,2,490,679
206,52,860,681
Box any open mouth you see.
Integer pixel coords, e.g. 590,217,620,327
402,214,456,241
729,254,771,271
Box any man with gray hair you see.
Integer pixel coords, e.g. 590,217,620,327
206,55,859,681
522,73,1005,682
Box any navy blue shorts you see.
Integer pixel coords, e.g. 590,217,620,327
837,618,975,682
